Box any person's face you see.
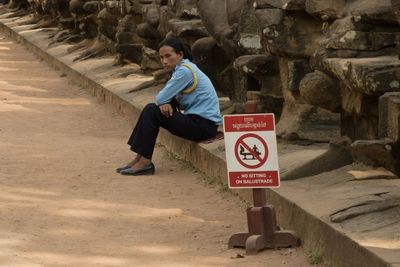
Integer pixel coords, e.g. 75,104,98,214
159,45,183,71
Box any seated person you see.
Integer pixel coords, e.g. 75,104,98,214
117,37,222,175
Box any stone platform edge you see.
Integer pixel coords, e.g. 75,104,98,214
0,20,392,267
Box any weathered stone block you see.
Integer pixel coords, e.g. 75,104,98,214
305,0,345,21
322,56,400,96
238,34,262,54
341,111,379,140
144,5,160,28
98,8,119,41
341,87,364,114
349,0,397,25
168,19,207,38
253,0,275,9
69,0,88,15
158,5,175,36
340,84,379,140
379,92,400,142
117,14,137,33
116,32,134,44
366,66,400,94
253,0,305,10
141,46,163,71
247,90,263,100
325,16,368,36
8,0,28,9
196,0,239,45
82,1,101,13
226,0,248,25
299,70,341,112
130,1,152,16
233,55,274,76
167,0,176,12
258,94,284,116
175,0,198,19
393,0,400,21
276,103,340,141
137,22,162,42
326,31,399,51
115,43,143,64
351,139,400,176
59,17,75,30
155,0,168,5
260,13,322,57
236,0,259,35
259,75,282,97
254,8,284,28
287,59,311,92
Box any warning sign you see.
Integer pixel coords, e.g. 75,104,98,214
223,114,280,188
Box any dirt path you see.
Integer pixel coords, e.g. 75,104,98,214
0,32,319,267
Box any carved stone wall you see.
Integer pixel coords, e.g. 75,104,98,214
3,0,400,175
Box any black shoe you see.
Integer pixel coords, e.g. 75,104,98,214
120,163,155,176
116,165,131,173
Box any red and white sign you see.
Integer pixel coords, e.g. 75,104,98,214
223,114,280,188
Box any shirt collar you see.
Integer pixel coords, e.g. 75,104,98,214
174,58,189,72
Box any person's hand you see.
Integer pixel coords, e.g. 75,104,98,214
159,104,173,118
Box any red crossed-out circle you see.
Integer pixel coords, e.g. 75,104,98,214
234,133,269,169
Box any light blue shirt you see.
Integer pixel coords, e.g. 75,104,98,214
155,59,222,125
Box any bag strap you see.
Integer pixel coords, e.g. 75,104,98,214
180,63,198,94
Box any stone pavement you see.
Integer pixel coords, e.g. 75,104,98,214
0,7,399,267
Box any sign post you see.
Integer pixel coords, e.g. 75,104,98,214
223,113,300,254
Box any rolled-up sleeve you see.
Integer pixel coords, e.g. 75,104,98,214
155,67,193,105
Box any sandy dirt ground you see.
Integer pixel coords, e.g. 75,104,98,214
0,32,323,267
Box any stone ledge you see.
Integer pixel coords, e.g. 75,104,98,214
1,9,398,267
323,56,400,95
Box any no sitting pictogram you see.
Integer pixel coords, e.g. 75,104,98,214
234,133,268,169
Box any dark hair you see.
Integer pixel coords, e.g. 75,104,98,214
158,37,193,61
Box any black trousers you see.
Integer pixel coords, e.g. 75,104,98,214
127,103,218,159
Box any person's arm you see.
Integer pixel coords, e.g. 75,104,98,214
155,67,193,105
